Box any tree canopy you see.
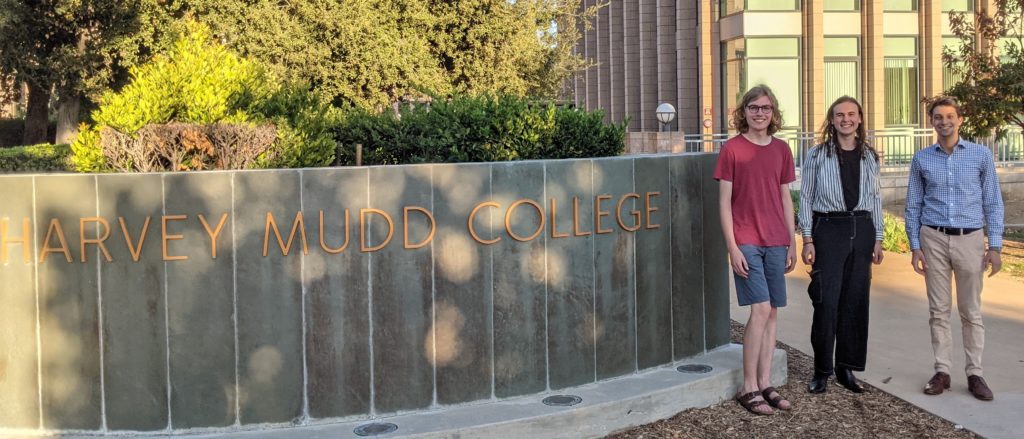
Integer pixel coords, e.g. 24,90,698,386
171,0,592,110
943,0,1024,139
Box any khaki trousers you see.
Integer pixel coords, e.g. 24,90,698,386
920,226,987,377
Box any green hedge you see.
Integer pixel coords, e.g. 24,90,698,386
72,21,337,172
0,144,72,172
333,94,626,165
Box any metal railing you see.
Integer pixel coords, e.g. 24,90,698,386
682,127,1024,171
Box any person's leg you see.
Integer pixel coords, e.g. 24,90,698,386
809,218,845,377
949,231,986,378
921,226,954,375
734,246,774,414
757,246,790,409
835,216,873,372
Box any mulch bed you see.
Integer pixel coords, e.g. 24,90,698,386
605,321,979,439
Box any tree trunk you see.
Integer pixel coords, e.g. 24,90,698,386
56,93,81,144
22,81,50,145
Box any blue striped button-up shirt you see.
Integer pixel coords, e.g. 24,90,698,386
905,139,1004,250
799,143,884,240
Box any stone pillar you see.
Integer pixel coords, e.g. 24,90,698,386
699,0,716,139
862,1,887,153
803,0,826,133
920,0,943,125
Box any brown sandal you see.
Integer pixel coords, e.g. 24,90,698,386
735,391,773,415
761,386,791,410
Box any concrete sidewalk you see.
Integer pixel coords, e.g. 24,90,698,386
731,243,1024,439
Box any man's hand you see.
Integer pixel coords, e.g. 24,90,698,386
785,244,797,273
802,242,815,266
728,246,749,278
983,250,1002,277
911,249,927,275
872,241,884,265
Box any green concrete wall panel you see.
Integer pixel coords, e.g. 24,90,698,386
669,156,706,359
369,165,434,413
35,175,101,430
302,168,372,418
592,159,637,380
700,154,730,348
432,163,494,405
164,172,237,428
97,175,167,431
544,160,596,389
234,171,304,423
632,157,673,369
0,176,39,428
492,161,547,398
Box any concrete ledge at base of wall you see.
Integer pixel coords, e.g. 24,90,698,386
155,344,785,439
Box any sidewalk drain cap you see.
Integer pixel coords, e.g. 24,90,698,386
677,364,713,374
354,422,398,436
542,394,582,406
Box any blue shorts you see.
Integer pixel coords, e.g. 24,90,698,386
734,245,788,308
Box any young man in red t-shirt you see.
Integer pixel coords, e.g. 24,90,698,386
714,85,797,415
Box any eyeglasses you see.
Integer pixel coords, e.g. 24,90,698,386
746,104,773,114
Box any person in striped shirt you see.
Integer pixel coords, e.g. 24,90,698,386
798,96,884,395
906,96,1004,401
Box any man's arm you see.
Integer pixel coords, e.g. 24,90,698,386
981,150,1004,276
905,155,927,274
905,155,925,250
719,180,748,278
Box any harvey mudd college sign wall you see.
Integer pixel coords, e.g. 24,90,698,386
0,154,729,434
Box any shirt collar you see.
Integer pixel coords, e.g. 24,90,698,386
931,139,968,153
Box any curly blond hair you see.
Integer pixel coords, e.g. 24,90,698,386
730,85,784,135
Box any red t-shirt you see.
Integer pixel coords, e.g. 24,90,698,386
713,135,796,247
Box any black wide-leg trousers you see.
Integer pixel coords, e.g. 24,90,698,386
808,213,875,375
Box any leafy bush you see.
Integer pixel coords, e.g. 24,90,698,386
71,21,336,172
100,123,277,171
0,144,72,172
333,94,625,165
882,212,910,253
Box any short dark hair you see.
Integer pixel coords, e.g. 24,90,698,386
927,96,962,118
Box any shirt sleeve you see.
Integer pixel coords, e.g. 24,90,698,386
905,153,925,250
981,150,1005,248
798,147,818,238
779,141,797,184
870,156,884,241
713,144,733,181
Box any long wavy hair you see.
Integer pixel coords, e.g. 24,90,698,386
817,96,878,163
730,84,784,135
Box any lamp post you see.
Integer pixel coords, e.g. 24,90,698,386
655,103,676,132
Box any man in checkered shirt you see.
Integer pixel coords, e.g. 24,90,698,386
905,96,1005,402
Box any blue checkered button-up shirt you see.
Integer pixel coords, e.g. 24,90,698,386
905,139,1004,250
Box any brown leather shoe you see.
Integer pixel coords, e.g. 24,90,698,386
967,375,994,401
924,372,951,395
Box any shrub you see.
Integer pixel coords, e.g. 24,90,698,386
333,94,625,165
100,123,277,172
882,212,910,253
72,20,336,172
0,144,72,172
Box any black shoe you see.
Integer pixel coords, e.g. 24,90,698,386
835,367,864,393
808,372,829,393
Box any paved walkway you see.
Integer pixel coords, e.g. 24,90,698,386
731,244,1024,439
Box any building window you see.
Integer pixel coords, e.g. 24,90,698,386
942,0,973,12
720,0,800,16
883,0,917,11
824,0,859,11
942,36,965,93
884,37,919,126
824,37,860,112
720,37,802,130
